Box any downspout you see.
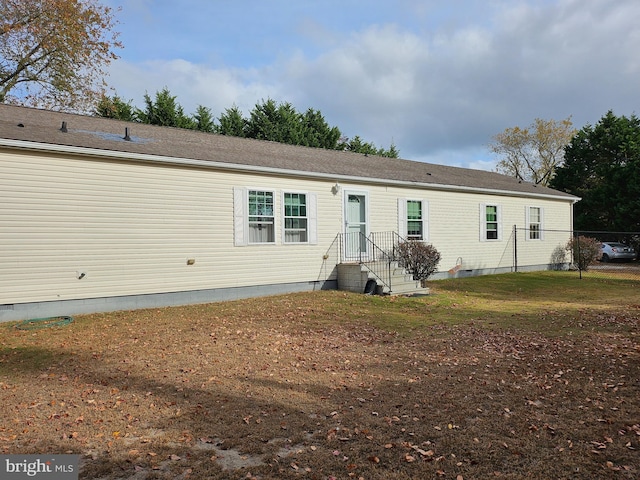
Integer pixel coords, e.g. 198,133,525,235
513,225,518,273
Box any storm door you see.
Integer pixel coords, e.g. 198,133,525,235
344,192,368,260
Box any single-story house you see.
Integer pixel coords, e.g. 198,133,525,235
0,104,579,321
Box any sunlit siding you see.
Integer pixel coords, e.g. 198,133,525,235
0,148,575,306
0,150,343,304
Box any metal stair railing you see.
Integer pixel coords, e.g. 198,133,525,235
337,231,408,292
369,231,408,263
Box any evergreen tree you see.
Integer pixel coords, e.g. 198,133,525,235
245,99,303,144
192,105,215,132
338,135,399,158
300,108,341,149
94,94,137,122
217,105,246,137
93,92,400,158
550,111,640,232
137,88,194,129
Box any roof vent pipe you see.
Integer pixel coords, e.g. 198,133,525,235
124,127,131,141
60,121,68,133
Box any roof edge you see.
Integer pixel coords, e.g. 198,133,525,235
0,138,580,203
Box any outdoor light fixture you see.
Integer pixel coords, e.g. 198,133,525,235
331,182,341,195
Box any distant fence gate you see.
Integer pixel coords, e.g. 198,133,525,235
513,227,640,280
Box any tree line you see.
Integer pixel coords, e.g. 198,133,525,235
95,89,399,158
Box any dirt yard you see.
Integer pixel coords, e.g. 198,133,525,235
1,273,638,479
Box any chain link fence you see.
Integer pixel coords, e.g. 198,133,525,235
513,227,640,281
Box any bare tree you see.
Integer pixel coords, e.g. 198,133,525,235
490,117,575,186
0,0,122,112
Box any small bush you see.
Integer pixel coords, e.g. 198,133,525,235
396,240,441,282
566,235,601,270
550,245,567,271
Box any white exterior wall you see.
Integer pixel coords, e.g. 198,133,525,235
339,184,573,274
0,150,344,305
0,148,575,310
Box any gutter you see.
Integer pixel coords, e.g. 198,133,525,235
0,138,580,203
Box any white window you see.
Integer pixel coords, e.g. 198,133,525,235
480,204,502,241
398,198,428,241
234,187,317,246
233,188,275,245
526,206,543,240
248,190,275,243
407,200,424,240
283,192,308,243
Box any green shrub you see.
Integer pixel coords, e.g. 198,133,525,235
396,241,441,282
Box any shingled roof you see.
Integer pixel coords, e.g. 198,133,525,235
0,104,577,201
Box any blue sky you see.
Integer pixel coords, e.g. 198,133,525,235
102,0,639,171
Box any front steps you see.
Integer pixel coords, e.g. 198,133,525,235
337,262,430,296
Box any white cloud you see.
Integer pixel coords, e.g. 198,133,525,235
107,60,277,117
104,0,640,169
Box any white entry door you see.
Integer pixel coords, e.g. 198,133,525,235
344,192,368,260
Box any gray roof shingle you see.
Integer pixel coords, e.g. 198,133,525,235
0,104,577,200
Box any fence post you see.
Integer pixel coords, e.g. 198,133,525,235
513,225,518,273
575,231,583,279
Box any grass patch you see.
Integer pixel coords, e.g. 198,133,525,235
0,346,60,373
0,272,638,479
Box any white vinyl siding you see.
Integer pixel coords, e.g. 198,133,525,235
0,147,574,308
0,152,335,305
